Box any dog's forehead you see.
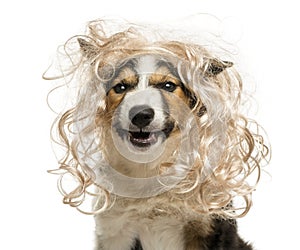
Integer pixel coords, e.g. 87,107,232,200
135,55,158,74
121,54,178,76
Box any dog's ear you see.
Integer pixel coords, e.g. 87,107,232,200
205,59,233,77
78,38,100,59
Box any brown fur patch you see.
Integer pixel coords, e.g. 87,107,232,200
106,67,138,111
149,66,191,106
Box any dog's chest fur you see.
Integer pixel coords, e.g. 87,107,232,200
94,197,212,250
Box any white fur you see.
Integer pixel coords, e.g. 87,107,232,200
118,55,166,132
94,202,186,250
135,55,158,81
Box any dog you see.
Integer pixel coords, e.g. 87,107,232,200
46,19,269,250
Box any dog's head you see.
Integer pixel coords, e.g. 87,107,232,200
47,20,269,217
93,53,203,169
102,55,187,151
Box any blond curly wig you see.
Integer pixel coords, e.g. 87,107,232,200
44,19,270,218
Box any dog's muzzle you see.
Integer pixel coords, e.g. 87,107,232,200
115,104,174,149
128,105,157,147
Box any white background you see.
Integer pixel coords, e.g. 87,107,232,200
0,0,299,249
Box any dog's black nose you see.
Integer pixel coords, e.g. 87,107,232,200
129,105,155,129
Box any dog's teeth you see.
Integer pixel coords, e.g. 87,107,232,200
128,131,158,147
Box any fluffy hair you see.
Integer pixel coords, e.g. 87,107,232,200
45,19,269,218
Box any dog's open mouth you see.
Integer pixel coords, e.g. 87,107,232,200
129,131,159,148
116,122,174,149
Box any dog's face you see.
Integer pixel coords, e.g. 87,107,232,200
100,55,198,166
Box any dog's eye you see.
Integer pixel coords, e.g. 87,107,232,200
113,83,131,94
157,82,177,92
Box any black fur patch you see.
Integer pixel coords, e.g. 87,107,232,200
197,105,207,117
179,82,197,109
205,218,252,249
131,238,143,250
183,218,252,250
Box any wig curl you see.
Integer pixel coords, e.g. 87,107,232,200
45,19,270,217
